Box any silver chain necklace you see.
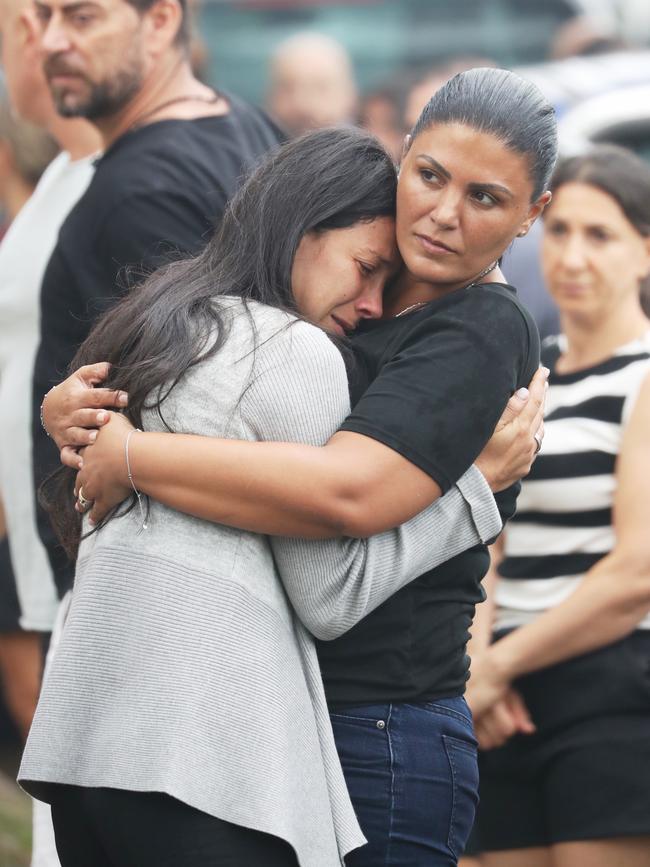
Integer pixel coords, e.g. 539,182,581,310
394,260,499,318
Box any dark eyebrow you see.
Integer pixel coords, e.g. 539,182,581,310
416,155,451,180
416,154,515,199
467,181,514,199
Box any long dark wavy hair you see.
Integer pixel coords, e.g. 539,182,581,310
43,126,397,557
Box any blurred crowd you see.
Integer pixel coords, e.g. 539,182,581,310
1,1,650,865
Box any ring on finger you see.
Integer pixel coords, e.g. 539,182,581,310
77,485,92,511
533,432,543,455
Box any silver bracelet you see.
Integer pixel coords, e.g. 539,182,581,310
39,385,58,438
125,428,148,531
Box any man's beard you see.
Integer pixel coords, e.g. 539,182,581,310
44,53,144,121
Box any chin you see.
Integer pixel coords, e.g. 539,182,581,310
409,262,458,287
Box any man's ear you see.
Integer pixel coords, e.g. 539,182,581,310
16,7,40,47
142,0,183,55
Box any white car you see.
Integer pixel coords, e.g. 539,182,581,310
557,82,650,158
517,51,650,159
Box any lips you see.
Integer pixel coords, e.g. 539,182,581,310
557,282,590,294
415,233,456,255
44,58,86,82
331,315,355,335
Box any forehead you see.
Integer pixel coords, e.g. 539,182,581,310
0,0,24,31
549,182,629,225
34,0,127,14
340,216,398,257
273,40,351,83
410,122,533,190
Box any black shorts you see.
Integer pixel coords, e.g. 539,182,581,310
474,630,650,851
0,536,21,632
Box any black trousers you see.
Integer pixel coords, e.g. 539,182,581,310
50,785,300,867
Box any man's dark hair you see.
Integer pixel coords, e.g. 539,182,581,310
42,127,397,554
126,0,189,47
411,67,558,200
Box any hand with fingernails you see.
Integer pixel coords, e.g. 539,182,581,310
40,362,128,470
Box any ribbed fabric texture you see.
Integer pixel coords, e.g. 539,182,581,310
20,301,500,867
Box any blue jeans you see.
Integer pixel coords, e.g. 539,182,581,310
331,698,479,866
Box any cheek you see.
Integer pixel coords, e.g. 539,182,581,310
610,241,647,275
474,212,521,255
396,174,421,223
330,267,361,306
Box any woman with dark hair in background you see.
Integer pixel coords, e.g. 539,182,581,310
33,68,554,865
465,146,650,867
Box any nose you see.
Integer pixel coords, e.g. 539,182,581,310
558,231,588,271
355,279,384,320
40,16,72,54
429,186,461,230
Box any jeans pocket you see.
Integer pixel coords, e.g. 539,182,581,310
443,734,479,860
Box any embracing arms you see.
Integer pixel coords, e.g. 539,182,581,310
43,363,546,539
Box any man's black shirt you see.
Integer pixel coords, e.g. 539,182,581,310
33,96,284,595
318,283,540,705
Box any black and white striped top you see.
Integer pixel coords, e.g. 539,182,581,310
495,332,650,632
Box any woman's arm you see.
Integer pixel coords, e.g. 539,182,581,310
466,372,650,717
51,289,547,537
82,323,505,641
74,370,544,539
267,469,500,640
221,327,501,639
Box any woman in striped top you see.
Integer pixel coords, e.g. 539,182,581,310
467,146,650,867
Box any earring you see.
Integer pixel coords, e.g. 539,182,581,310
517,229,528,238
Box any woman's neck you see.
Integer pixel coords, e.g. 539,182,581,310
558,300,649,373
383,262,505,319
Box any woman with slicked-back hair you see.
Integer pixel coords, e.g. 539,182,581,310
31,69,554,865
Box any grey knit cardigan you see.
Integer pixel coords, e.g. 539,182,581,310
20,301,501,867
